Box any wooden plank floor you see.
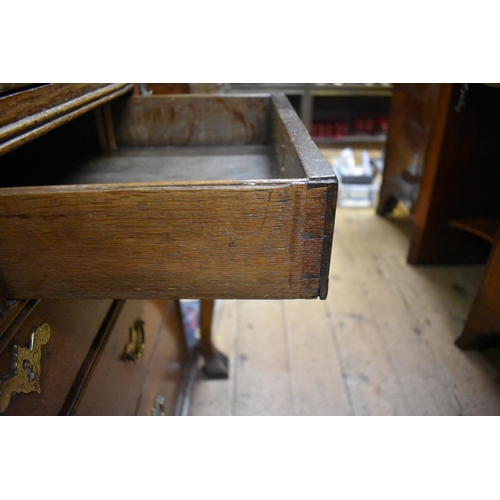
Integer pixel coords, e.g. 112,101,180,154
190,208,500,416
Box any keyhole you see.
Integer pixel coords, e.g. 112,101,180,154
23,360,35,383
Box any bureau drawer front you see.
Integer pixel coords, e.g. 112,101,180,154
74,299,171,416
136,300,187,416
0,299,113,416
0,93,336,301
0,183,330,300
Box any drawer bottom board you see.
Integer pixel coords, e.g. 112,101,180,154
1,145,281,188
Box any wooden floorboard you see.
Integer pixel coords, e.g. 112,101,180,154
284,299,351,415
189,208,500,416
326,276,412,416
233,300,294,416
366,214,500,415
335,212,462,415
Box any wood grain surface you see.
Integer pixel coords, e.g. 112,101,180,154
271,93,335,184
112,94,271,147
271,93,337,298
0,181,327,299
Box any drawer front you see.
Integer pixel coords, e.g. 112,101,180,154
0,299,113,416
0,94,336,301
136,300,187,416
75,299,172,416
1,183,329,300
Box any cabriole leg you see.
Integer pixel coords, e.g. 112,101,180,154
199,299,229,379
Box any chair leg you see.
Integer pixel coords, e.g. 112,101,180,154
456,234,500,350
455,300,500,350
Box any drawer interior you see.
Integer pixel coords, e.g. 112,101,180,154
0,94,307,187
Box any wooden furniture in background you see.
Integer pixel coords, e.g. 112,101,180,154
378,83,500,350
376,83,442,216
455,224,500,349
378,83,500,265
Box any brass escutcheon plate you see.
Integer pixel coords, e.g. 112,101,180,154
122,318,145,362
0,323,51,413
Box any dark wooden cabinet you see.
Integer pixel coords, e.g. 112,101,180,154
378,83,500,349
378,83,500,265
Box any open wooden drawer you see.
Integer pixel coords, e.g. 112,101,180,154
0,92,337,301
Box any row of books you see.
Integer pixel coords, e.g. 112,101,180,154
311,116,388,138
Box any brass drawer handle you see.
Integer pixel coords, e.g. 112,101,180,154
122,319,145,362
0,323,51,413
